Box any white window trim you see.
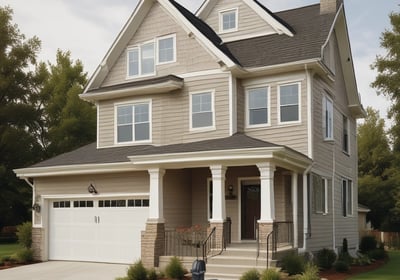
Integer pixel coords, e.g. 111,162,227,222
314,176,329,215
126,40,156,79
114,99,153,145
156,34,176,65
278,82,302,125
342,178,353,217
219,8,239,34
245,85,271,129
322,94,334,141
189,90,216,132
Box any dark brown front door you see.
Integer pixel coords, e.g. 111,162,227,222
241,185,261,240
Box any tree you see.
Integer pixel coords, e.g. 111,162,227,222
39,50,96,157
0,6,43,227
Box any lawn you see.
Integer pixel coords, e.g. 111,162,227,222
0,243,22,259
348,251,400,280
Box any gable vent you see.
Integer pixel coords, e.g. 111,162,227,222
320,0,343,14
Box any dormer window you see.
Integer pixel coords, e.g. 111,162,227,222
127,41,155,78
220,8,238,33
157,34,176,64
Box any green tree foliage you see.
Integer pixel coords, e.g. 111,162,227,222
0,6,43,228
39,50,95,157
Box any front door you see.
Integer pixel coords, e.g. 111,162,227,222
241,185,261,240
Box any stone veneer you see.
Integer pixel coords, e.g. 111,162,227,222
141,222,165,268
209,222,224,250
258,222,273,251
32,227,44,261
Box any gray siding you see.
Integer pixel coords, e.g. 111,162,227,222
102,2,220,87
203,0,276,41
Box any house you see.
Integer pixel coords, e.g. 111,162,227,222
358,204,371,238
14,0,364,276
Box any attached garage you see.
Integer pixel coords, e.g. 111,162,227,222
48,198,149,264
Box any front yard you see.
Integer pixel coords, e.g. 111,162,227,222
0,243,21,259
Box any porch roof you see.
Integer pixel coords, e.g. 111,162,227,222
15,133,312,177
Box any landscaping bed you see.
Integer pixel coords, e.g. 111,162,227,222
320,258,386,280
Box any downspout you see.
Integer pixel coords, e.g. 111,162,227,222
332,134,337,251
23,177,35,224
299,163,313,253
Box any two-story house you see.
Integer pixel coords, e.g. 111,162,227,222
15,0,364,275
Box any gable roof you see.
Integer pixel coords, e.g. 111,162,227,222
196,0,294,37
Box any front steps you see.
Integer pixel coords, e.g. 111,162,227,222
205,243,278,280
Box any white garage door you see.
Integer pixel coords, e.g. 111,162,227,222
49,198,149,264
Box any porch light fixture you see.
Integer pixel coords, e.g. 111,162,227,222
225,185,236,200
32,203,41,213
88,183,98,194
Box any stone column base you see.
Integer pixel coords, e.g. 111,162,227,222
141,222,165,268
258,222,273,251
209,222,224,250
32,227,44,261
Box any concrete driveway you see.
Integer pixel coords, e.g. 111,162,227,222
0,261,130,280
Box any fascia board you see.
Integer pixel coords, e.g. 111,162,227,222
14,162,139,178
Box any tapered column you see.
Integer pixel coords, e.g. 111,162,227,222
257,163,276,223
148,168,165,222
210,165,227,222
292,171,299,248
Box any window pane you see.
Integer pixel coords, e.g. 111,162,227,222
143,199,149,207
141,43,154,75
223,11,236,30
117,106,132,125
193,112,213,128
280,85,299,105
134,104,149,123
249,108,268,125
281,105,299,122
128,49,139,76
118,125,133,142
135,123,150,141
159,37,174,63
248,88,268,109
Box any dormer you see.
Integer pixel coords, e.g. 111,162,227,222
197,0,294,43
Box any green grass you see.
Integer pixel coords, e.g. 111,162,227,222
0,243,22,259
349,251,400,280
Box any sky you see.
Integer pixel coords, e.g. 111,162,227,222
1,0,398,123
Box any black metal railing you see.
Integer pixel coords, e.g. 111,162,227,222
273,221,294,249
165,228,207,257
202,227,216,263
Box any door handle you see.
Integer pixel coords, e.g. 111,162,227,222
98,216,100,224
95,216,97,223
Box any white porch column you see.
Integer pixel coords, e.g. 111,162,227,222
148,168,166,222
210,165,227,222
291,171,299,248
257,163,276,223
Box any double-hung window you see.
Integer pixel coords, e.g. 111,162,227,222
247,86,269,127
116,102,151,143
191,91,214,129
220,9,238,33
342,179,353,217
342,115,349,154
323,95,334,140
157,35,175,64
127,42,155,78
312,174,329,214
279,83,300,123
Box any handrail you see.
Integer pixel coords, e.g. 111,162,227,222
266,230,274,269
202,227,216,263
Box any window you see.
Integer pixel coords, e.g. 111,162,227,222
191,91,214,129
279,83,300,123
323,95,334,140
53,201,71,208
116,102,150,143
342,179,353,217
157,35,175,64
247,86,269,126
127,42,155,78
312,174,329,214
343,115,349,153
73,201,94,208
220,9,238,32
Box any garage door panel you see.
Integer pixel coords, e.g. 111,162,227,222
49,198,148,264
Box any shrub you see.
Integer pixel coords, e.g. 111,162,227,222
353,253,371,266
338,238,352,265
359,236,377,253
16,222,32,248
368,248,386,260
13,248,33,264
126,260,147,280
334,260,349,273
115,278,128,280
260,268,280,280
165,257,185,280
316,248,336,270
296,263,320,280
240,269,260,280
281,253,305,276
147,268,158,280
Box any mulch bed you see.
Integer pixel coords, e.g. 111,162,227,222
319,259,386,280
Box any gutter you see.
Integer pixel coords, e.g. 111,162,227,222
299,163,313,253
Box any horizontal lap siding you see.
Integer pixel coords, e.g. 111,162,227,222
98,73,230,147
35,172,149,196
243,75,309,155
102,2,219,87
203,0,275,41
